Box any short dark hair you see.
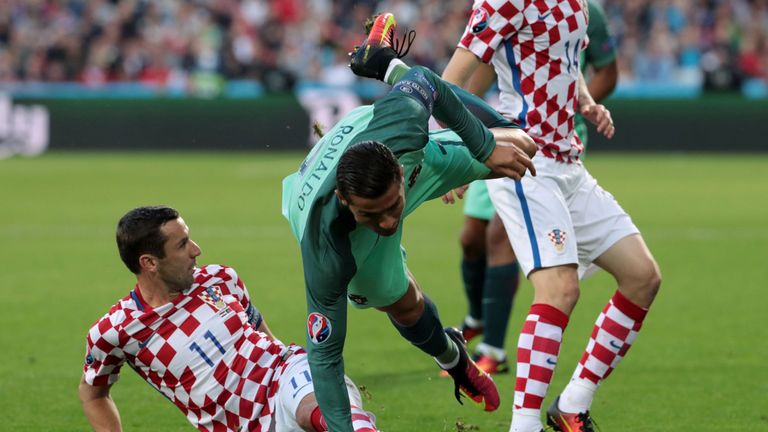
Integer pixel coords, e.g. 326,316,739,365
336,141,401,200
116,206,180,274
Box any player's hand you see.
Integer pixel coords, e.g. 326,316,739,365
490,127,537,158
484,143,536,181
441,184,470,204
581,103,615,138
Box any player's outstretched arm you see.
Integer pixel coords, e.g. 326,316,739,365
256,319,277,341
588,60,618,103
578,71,615,138
305,294,354,432
441,126,536,204
491,127,536,158
79,377,122,431
442,47,482,88
299,238,356,432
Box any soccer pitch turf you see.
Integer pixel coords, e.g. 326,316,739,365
1,152,766,431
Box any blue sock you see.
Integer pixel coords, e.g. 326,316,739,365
389,294,456,362
482,262,520,349
461,256,486,323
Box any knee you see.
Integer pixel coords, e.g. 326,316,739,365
486,223,515,263
460,216,489,259
558,282,581,310
294,397,317,431
531,268,580,314
460,225,487,259
641,263,662,300
546,281,580,315
621,260,662,305
387,282,425,326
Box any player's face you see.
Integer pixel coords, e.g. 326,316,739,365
341,179,405,237
157,217,201,292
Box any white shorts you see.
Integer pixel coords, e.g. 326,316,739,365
273,352,363,432
487,155,639,279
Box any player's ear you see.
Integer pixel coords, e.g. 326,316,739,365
139,254,159,273
335,189,349,206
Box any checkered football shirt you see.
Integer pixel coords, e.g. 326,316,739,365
460,0,589,162
83,265,290,432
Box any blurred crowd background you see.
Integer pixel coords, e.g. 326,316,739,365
0,0,766,95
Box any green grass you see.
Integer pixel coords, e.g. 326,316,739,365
1,152,766,431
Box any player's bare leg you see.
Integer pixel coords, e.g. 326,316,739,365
595,234,661,308
549,234,660,431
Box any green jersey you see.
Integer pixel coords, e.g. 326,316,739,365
575,0,617,148
282,66,514,432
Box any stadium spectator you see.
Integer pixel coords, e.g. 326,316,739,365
0,1,765,91
281,13,537,432
79,205,378,432
443,0,661,431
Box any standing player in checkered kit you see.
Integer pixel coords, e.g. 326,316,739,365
442,1,662,431
78,206,377,432
439,0,618,378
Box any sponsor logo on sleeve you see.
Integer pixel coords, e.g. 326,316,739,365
470,7,490,34
307,312,332,344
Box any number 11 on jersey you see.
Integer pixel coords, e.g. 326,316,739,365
189,330,226,367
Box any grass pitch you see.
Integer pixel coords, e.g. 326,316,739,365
1,152,766,431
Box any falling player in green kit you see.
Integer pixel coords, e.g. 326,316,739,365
281,13,537,432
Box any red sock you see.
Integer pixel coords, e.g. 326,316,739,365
310,406,327,432
574,290,648,383
350,405,377,431
310,405,377,432
514,303,569,411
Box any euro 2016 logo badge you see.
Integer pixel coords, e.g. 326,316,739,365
470,7,489,33
307,312,332,344
548,229,567,252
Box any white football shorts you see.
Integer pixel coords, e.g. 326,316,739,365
487,154,639,279
273,352,363,431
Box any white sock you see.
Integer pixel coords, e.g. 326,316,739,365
384,58,407,84
435,340,460,370
558,378,598,413
464,315,483,329
475,342,506,361
509,408,543,432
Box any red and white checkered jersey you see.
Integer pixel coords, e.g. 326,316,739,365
83,264,292,432
459,0,589,162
